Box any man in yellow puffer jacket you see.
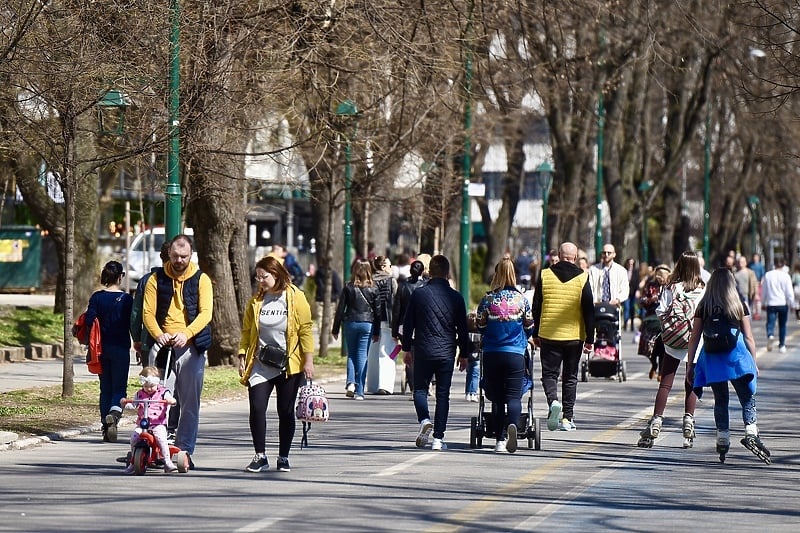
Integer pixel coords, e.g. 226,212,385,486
531,242,595,432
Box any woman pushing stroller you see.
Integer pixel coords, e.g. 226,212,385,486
475,258,535,453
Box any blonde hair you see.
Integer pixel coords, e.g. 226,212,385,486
140,366,161,379
351,260,374,288
698,268,745,322
490,257,517,291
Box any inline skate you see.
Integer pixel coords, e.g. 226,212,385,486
637,415,662,448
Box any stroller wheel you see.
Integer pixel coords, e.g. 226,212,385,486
469,416,478,449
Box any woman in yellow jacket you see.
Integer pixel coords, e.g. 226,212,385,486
237,255,315,473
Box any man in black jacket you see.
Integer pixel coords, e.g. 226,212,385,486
401,255,472,451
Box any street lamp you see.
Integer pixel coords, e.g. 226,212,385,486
748,195,760,255
336,99,358,282
638,180,653,263
536,162,554,265
165,0,182,239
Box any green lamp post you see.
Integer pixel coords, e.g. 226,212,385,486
165,0,182,240
336,100,358,282
536,162,554,265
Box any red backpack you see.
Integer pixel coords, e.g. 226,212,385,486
72,313,103,375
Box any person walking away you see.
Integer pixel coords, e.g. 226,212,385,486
331,260,380,400
238,256,315,473
142,234,213,469
476,257,534,453
637,251,704,449
588,244,630,305
82,261,133,442
314,266,342,307
734,256,758,314
401,255,472,451
120,366,178,473
761,257,794,353
624,258,640,332
688,268,769,463
531,242,595,432
391,261,427,396
638,264,671,380
367,256,398,394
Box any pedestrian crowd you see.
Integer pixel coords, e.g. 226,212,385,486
79,237,779,472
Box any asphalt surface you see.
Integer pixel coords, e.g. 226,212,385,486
3,293,800,531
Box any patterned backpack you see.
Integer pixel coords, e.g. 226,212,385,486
658,286,700,350
295,380,329,449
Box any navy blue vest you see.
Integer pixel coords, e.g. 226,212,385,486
155,269,212,352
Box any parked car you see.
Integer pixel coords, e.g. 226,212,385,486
124,227,196,284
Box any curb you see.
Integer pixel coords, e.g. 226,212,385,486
1,373,346,451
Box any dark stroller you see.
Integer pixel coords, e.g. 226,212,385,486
581,302,627,382
469,338,541,451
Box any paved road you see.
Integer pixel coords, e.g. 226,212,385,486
1,321,798,532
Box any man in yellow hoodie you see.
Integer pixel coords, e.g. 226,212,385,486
143,234,213,468
531,242,594,432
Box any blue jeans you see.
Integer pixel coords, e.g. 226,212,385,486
413,357,455,440
624,296,637,329
482,351,524,441
710,376,757,431
344,321,372,396
98,345,131,425
464,358,479,394
766,305,789,346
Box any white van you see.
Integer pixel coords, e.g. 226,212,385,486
125,227,196,284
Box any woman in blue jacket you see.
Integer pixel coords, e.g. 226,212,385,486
476,257,534,453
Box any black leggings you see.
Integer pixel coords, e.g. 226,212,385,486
248,372,304,457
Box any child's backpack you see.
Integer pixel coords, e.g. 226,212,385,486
658,286,699,350
703,306,741,353
72,312,102,375
295,380,329,449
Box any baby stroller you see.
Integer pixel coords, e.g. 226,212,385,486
581,302,627,382
469,339,541,451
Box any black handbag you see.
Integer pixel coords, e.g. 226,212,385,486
258,343,288,371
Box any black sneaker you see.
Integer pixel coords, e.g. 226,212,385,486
246,454,269,473
187,455,196,470
276,457,291,472
166,432,176,446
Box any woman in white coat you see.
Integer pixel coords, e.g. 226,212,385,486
367,256,399,394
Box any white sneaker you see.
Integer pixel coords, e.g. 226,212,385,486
779,345,787,353
345,383,355,397
767,336,775,352
506,424,518,453
469,393,479,403
558,418,577,431
547,400,562,431
415,419,433,448
431,438,447,451
494,440,507,453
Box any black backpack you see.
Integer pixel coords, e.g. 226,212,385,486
703,306,741,354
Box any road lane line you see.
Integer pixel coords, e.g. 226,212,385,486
373,452,437,477
234,517,284,532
